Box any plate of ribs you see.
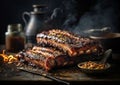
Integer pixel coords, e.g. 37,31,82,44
16,29,104,72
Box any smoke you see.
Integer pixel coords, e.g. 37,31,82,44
44,0,77,29
73,0,120,35
62,14,78,30
44,0,120,35
44,8,65,29
61,0,95,32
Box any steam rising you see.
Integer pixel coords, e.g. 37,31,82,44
74,0,120,35
44,0,120,35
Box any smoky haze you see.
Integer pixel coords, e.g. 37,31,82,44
44,0,120,36
74,0,120,35
0,0,119,44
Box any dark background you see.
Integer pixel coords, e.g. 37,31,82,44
0,0,120,44
0,1,120,84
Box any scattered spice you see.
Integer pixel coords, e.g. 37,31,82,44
79,61,106,70
0,50,18,64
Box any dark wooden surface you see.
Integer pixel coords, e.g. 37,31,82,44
0,45,120,85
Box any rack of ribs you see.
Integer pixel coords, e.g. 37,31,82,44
36,29,103,57
17,29,104,71
17,46,75,71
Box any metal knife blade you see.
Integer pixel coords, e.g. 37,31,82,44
17,67,70,85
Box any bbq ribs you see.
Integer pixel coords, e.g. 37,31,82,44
17,29,104,71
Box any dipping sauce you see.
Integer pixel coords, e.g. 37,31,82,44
5,24,25,53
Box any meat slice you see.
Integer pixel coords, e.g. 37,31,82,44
17,47,101,71
36,29,103,57
17,49,72,71
32,46,55,53
48,29,80,40
17,46,69,71
36,38,77,56
18,53,52,71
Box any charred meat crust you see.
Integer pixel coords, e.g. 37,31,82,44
17,29,104,71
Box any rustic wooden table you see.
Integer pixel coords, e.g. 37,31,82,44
0,45,120,85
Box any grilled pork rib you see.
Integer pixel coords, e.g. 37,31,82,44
17,47,100,71
17,47,73,71
48,29,80,40
36,29,103,57
17,29,104,71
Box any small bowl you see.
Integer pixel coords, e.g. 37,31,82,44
78,61,111,74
